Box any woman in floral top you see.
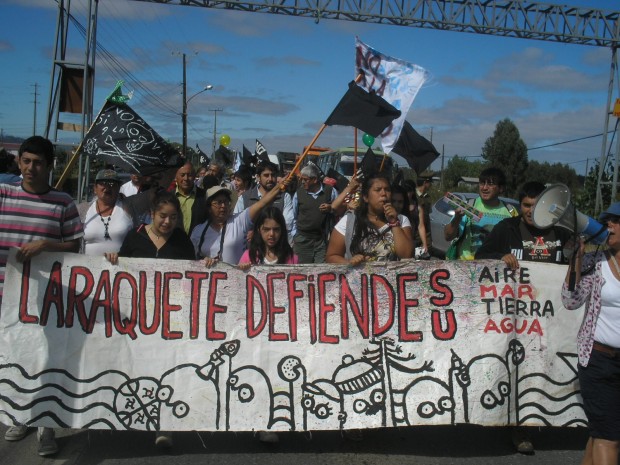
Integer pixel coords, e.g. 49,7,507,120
561,201,620,465
326,173,413,265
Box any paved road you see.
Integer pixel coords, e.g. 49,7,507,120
0,424,588,465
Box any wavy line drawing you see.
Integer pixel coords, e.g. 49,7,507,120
0,337,586,431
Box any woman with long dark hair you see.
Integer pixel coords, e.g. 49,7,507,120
239,206,298,267
326,173,413,265
391,184,429,257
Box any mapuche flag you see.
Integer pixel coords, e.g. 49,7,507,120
81,82,180,174
325,81,401,137
355,37,428,154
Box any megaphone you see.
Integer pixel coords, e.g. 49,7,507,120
531,184,608,244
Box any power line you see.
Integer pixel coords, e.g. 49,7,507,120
527,131,613,151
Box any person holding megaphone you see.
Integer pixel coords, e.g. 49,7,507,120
476,181,572,269
562,201,620,465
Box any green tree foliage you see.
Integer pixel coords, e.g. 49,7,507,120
576,160,613,217
481,118,528,197
526,160,580,192
442,155,485,191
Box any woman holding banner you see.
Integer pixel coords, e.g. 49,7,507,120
237,206,297,443
105,190,194,448
562,202,620,465
326,173,413,265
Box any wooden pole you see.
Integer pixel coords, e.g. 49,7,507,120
284,73,364,187
54,103,106,190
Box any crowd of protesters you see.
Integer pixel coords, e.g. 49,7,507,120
0,136,619,464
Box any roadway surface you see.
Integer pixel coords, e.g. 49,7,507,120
0,424,588,464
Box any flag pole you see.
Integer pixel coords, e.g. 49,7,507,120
54,103,106,190
283,73,364,189
379,153,387,172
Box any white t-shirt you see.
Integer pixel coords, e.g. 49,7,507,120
190,209,252,265
594,260,620,348
83,200,133,256
119,180,139,198
334,213,411,261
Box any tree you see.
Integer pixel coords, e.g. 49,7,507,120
442,155,485,191
576,160,613,217
481,118,528,197
526,160,580,192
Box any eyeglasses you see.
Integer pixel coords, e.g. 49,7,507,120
97,181,119,189
300,177,315,183
478,180,498,187
211,199,230,207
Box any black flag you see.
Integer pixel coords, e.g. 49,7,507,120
81,101,181,174
325,81,401,137
391,121,439,175
255,139,269,161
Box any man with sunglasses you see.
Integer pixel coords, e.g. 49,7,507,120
444,167,518,260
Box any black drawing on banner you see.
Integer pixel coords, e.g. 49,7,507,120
0,339,585,431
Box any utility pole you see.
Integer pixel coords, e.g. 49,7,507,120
31,83,39,136
210,109,222,155
182,53,187,156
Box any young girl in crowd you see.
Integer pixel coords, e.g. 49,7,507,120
238,207,298,268
106,191,195,263
238,206,297,443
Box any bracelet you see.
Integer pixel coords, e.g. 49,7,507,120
388,220,401,228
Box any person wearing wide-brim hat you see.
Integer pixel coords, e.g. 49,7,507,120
562,200,620,465
191,179,289,266
82,169,133,256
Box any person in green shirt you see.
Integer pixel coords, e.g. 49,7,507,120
444,167,518,260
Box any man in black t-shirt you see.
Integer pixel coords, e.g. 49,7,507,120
476,181,571,269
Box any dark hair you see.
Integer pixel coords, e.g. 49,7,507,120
248,207,294,264
390,184,411,217
479,167,506,187
19,136,55,165
200,174,219,191
518,181,546,203
351,173,391,256
233,167,254,187
255,160,279,176
0,148,19,175
151,190,181,214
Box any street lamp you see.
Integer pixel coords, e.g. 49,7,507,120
181,52,214,156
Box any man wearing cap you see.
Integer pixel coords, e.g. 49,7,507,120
173,162,208,235
81,169,133,256
234,160,294,241
1,136,83,456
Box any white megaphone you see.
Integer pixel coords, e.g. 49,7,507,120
531,184,608,244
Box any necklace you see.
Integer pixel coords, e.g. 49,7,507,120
96,202,112,240
148,226,162,241
610,251,620,277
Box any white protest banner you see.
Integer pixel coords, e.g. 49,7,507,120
0,251,585,432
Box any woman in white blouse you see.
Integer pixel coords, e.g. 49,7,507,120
82,169,133,256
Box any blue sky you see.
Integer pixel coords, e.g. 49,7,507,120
1,0,618,175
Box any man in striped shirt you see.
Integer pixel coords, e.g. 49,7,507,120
0,136,83,456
